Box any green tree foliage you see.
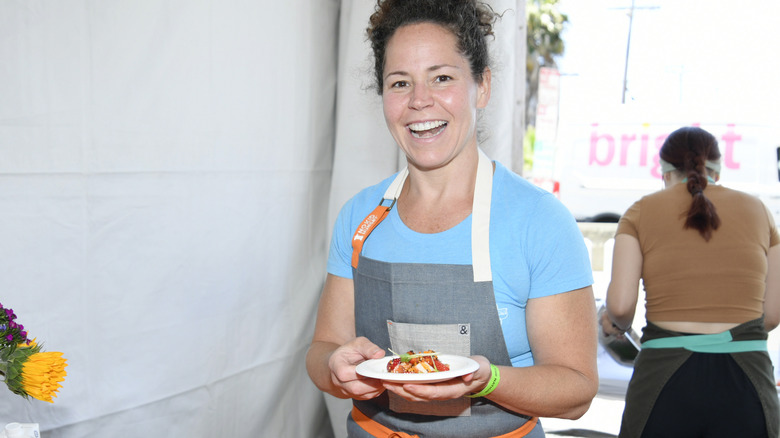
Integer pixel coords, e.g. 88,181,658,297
524,0,567,171
523,125,536,174
525,0,567,129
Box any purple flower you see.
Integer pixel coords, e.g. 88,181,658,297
5,334,13,342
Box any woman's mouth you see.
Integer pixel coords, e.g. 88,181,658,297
408,120,447,138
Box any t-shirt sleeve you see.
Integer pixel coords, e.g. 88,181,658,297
766,204,780,247
326,198,357,279
526,194,594,299
616,201,641,239
325,177,396,279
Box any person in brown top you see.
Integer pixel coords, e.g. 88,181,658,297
601,126,780,438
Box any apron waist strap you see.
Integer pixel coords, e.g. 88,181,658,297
642,330,767,353
351,406,538,438
351,406,419,438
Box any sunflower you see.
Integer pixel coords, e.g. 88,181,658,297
0,303,67,403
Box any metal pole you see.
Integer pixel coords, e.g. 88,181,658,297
515,0,527,174
621,0,635,103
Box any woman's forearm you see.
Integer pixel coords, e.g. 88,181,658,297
486,364,598,419
306,340,346,398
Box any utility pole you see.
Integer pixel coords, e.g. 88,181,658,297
515,0,527,174
621,0,635,103
611,1,659,103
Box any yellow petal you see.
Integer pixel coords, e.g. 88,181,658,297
19,351,67,403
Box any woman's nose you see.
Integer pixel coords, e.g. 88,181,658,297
409,85,433,110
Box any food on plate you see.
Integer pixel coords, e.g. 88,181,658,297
386,349,451,374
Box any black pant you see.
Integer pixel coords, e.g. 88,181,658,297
641,353,768,438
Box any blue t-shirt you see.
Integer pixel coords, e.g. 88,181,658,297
327,161,593,367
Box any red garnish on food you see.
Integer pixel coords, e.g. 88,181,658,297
386,349,450,374
386,357,401,372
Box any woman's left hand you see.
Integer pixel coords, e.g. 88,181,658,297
382,355,492,402
599,309,625,337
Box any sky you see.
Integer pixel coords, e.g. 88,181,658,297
555,0,780,124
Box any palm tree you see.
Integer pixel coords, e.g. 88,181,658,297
525,0,567,129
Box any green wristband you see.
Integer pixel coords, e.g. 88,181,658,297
466,364,500,398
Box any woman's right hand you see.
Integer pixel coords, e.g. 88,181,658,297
307,275,386,399
327,336,387,400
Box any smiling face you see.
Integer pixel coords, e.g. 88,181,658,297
381,22,491,172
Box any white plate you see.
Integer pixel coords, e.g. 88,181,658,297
355,354,479,384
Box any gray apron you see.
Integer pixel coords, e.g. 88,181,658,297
619,317,779,438
346,150,543,438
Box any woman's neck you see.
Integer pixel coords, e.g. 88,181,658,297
397,147,480,233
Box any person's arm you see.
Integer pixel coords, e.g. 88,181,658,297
306,274,386,399
494,286,599,418
602,234,642,335
386,286,599,419
764,244,780,331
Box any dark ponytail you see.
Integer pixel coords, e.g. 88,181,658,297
659,127,721,241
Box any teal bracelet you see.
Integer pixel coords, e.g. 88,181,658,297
466,364,500,398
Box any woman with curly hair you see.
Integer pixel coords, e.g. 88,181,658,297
307,1,598,436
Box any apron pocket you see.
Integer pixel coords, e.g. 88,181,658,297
386,320,472,417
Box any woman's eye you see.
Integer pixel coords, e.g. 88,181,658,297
434,75,452,83
390,80,408,88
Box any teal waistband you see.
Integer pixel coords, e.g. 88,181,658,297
641,330,767,353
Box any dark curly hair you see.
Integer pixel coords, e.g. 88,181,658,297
366,0,499,94
660,126,722,241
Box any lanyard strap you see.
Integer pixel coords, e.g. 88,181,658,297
350,168,406,269
642,330,767,353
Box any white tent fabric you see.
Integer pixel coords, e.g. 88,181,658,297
0,1,520,437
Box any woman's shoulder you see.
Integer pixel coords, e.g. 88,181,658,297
337,173,400,221
710,184,775,220
635,183,765,211
711,184,763,203
492,160,555,201
492,160,578,224
352,173,397,201
639,184,772,224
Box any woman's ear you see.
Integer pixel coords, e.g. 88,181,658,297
662,172,672,188
476,68,491,109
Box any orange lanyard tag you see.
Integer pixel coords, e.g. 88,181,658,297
351,201,394,268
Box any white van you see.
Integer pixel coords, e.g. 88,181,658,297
534,106,780,223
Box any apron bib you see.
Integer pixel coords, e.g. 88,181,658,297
347,150,542,438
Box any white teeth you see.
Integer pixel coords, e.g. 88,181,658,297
408,120,446,132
